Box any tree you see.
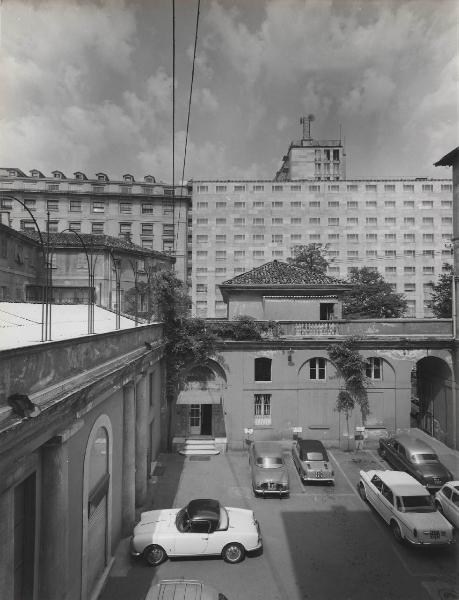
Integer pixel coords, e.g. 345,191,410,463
426,263,453,318
343,267,407,318
287,243,331,273
328,338,370,449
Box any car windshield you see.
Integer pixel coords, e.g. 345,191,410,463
256,457,283,468
411,453,438,464
175,507,191,532
397,495,436,513
306,452,326,461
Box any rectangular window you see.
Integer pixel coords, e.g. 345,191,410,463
328,201,339,208
291,201,301,207
404,233,415,242
234,234,245,241
234,185,246,192
163,240,174,253
404,266,415,274
347,218,358,225
423,266,435,274
310,234,321,241
234,218,245,226
385,250,396,257
442,217,452,225
163,224,174,237
366,218,377,225
253,250,264,258
423,233,434,242
404,283,416,292
69,199,81,212
216,267,226,274
216,234,226,243
216,201,226,208
347,234,359,241
272,186,283,192
328,217,339,226
310,357,326,380
253,185,264,192
347,250,358,258
254,394,271,425
253,217,264,225
272,201,283,208
196,234,208,242
142,239,153,249
309,201,320,208
442,200,452,208
423,250,435,258
404,200,415,208
404,217,415,225
384,184,396,192
91,222,104,234
441,184,452,192
328,233,339,240
216,250,226,260
68,222,81,232
234,201,245,208
310,217,320,225
366,185,377,192
141,223,153,235
197,218,208,225
196,267,208,273
197,185,208,192
366,358,382,379
385,217,396,225
366,200,377,208
422,217,434,225
92,201,105,213
47,183,59,191
119,222,131,234
347,201,358,208
385,200,396,208
143,186,153,194
47,200,59,211
422,200,434,208
291,185,301,192
385,266,396,273
272,234,283,243
216,218,226,225
328,185,339,192
404,250,415,258
142,203,154,214
197,201,208,209
47,221,59,233
272,249,283,257
253,201,264,208
347,185,358,191
272,217,283,224
422,184,433,192
216,185,227,192
291,217,302,224
196,283,207,292
291,234,302,241
385,234,396,241
234,250,245,258
162,198,174,213
403,184,414,192
119,202,131,214
366,250,377,257
196,250,208,257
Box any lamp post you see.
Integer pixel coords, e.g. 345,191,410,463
60,229,99,334
109,251,122,330
1,194,52,341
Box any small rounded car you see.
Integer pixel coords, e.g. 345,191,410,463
378,433,453,492
435,481,459,528
358,469,455,546
145,579,228,600
249,441,290,497
292,438,334,484
130,498,262,565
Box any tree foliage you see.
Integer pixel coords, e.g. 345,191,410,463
426,263,453,318
287,243,331,273
328,338,370,433
211,315,276,340
343,267,407,318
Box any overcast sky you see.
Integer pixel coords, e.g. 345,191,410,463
0,0,457,182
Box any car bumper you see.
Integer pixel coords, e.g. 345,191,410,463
129,536,142,557
406,536,455,546
255,487,289,495
301,475,334,483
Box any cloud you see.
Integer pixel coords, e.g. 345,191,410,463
192,88,219,112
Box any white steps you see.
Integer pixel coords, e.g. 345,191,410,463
178,438,220,456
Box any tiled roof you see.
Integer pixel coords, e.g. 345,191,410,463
221,260,346,286
434,146,459,167
23,232,173,259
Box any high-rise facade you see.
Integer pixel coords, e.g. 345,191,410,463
191,177,452,319
0,168,191,282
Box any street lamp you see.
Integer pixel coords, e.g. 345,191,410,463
1,194,52,341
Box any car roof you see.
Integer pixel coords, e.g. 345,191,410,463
296,439,327,452
252,441,283,457
146,580,217,600
187,499,221,522
372,470,429,495
390,433,437,454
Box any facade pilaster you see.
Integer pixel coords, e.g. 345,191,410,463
0,487,14,599
122,382,136,534
135,374,148,507
39,437,69,600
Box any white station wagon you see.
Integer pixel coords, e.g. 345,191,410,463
358,470,455,546
435,481,459,529
131,498,262,565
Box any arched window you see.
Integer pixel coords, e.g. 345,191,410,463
254,357,271,382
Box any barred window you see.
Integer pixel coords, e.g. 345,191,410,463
366,358,382,380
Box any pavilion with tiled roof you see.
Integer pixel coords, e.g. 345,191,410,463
219,260,352,321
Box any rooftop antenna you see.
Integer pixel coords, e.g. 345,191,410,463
300,114,315,140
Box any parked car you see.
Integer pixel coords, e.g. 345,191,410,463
292,438,334,484
145,579,228,600
358,469,455,545
435,481,459,528
378,433,453,492
249,441,290,497
130,498,262,565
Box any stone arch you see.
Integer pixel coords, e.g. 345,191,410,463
415,356,452,444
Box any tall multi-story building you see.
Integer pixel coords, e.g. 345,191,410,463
191,177,452,319
0,168,191,282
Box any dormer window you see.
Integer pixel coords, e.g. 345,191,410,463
52,171,65,179
73,172,87,181
123,174,134,183
29,169,44,178
144,175,156,183
96,173,109,182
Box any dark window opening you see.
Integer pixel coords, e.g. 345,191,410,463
254,357,272,381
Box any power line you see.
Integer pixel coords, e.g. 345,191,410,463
171,0,176,248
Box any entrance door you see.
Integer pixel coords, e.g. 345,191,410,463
201,404,213,436
189,404,201,435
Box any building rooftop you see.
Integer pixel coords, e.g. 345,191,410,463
435,147,459,167
220,260,347,287
0,303,141,351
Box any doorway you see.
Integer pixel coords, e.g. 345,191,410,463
189,404,213,436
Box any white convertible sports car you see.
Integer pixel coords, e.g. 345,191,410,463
358,470,454,546
130,498,262,565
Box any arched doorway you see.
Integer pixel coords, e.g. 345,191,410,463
82,416,112,600
415,357,452,443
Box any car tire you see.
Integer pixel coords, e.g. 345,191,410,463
222,542,245,564
143,544,167,566
391,521,403,544
358,482,367,501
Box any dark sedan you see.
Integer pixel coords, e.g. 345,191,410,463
378,433,453,492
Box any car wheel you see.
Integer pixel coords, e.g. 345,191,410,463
391,521,403,544
222,542,245,564
358,482,367,501
143,544,167,566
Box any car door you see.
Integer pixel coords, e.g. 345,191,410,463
173,520,210,556
379,484,395,524
367,475,384,513
450,490,459,527
397,444,414,476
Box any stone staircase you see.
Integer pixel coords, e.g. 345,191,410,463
178,437,220,456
